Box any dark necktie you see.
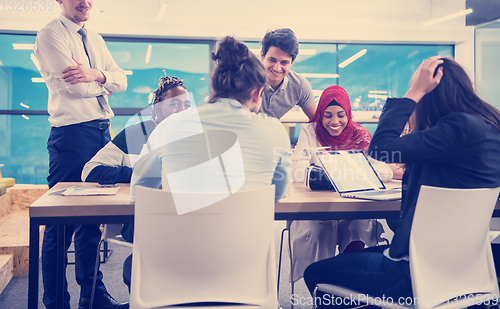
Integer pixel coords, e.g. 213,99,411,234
77,28,111,114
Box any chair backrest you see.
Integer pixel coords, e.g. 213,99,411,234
130,185,277,309
409,185,500,309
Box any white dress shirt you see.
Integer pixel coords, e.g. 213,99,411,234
34,14,127,127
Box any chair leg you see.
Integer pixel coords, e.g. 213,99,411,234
90,239,103,309
287,220,294,309
277,225,288,298
101,240,113,263
313,286,318,309
102,240,108,263
277,220,295,306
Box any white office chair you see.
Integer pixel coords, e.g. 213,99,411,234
314,185,500,309
131,185,277,309
102,224,133,251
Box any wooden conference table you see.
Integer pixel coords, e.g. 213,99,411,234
27,181,500,309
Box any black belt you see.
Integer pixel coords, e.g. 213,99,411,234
80,119,110,130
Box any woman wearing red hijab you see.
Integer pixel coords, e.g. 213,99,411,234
309,85,372,151
289,85,393,283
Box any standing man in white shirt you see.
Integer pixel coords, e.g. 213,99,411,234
260,28,317,120
34,0,128,308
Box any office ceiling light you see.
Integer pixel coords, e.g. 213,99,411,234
369,90,388,94
13,44,34,50
298,49,317,55
368,94,388,100
298,73,339,78
422,9,473,27
22,115,30,120
31,77,45,83
124,70,133,75
339,49,367,68
156,2,168,22
145,45,152,64
20,103,30,109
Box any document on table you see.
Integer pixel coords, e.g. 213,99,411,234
55,186,120,196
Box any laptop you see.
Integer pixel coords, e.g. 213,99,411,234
315,150,402,201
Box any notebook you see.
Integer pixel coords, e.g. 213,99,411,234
315,150,402,201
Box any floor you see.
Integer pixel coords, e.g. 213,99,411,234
0,221,316,309
0,219,394,309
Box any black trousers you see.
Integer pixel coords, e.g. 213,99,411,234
42,122,110,309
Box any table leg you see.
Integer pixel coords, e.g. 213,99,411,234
28,219,40,309
56,225,65,309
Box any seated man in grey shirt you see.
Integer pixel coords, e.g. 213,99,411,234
260,28,317,120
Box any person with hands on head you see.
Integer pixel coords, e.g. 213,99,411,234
34,0,127,308
303,56,500,308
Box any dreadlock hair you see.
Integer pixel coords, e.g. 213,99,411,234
208,36,267,104
151,70,186,125
153,70,185,104
413,58,500,133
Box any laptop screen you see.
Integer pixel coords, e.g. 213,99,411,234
315,151,385,193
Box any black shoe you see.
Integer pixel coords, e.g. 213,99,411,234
78,292,129,309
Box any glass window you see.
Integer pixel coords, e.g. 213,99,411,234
0,33,211,184
475,21,500,110
0,33,47,111
338,44,453,111
0,33,455,184
0,115,50,184
105,41,210,109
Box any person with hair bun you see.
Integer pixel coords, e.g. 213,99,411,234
131,35,290,204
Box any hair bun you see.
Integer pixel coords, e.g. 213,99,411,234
211,36,249,71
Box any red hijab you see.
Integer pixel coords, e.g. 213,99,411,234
310,85,372,152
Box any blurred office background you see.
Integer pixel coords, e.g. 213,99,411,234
0,0,499,184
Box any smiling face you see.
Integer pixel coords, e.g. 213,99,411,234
261,46,294,89
57,0,92,27
322,105,348,137
153,87,191,123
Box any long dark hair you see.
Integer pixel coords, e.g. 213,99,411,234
414,58,500,132
208,36,267,104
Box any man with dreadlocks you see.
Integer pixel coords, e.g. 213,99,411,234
82,72,190,291
82,72,190,184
